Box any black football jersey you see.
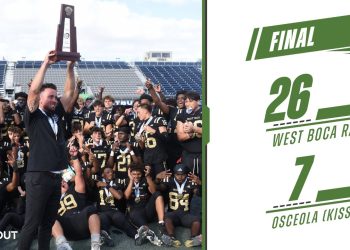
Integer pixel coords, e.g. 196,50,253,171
58,184,86,217
86,139,111,170
137,116,168,164
112,144,140,187
163,177,197,212
71,107,86,129
176,108,202,153
104,106,117,117
97,179,122,211
152,106,167,119
167,107,184,134
126,177,151,208
84,111,113,131
125,112,140,147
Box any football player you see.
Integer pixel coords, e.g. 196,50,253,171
70,97,87,130
176,91,202,178
139,92,166,118
107,126,141,188
83,100,113,136
115,100,140,148
103,95,117,117
135,103,168,180
52,142,105,250
96,167,137,243
145,79,186,170
85,127,111,173
158,164,201,247
124,163,164,246
96,166,151,246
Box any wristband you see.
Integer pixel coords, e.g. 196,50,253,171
110,151,115,157
130,151,135,156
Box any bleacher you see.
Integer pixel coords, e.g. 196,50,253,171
7,60,202,100
0,61,6,90
77,61,130,69
13,61,141,99
135,61,202,97
77,68,143,100
15,60,45,69
13,68,67,95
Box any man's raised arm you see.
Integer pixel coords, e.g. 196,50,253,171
27,50,57,113
60,61,76,112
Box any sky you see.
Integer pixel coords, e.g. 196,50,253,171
0,0,202,62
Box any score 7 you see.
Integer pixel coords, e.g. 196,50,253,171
289,155,315,201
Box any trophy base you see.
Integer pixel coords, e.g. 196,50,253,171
53,51,81,61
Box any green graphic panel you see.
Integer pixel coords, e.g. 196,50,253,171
247,15,350,60
316,105,350,120
316,186,350,202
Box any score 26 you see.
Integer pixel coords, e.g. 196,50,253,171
265,74,313,123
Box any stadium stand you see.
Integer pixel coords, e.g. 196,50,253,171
0,61,6,91
135,61,202,97
14,68,67,94
7,60,202,100
77,68,143,100
77,61,130,69
13,61,142,99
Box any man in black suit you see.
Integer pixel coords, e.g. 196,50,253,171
18,50,76,250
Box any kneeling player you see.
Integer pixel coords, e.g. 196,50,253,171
52,143,104,250
96,166,138,246
159,164,201,247
124,163,165,246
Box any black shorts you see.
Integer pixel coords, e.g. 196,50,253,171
58,205,98,240
129,191,161,227
165,210,200,228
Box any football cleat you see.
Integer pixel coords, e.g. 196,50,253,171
161,234,181,247
56,241,73,250
91,240,102,250
135,225,149,246
145,228,162,246
184,235,202,247
100,230,115,247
